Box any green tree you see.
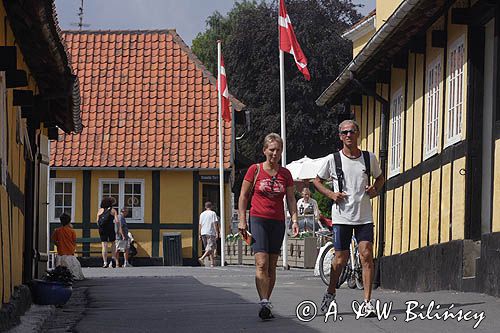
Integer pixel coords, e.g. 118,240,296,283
192,0,362,162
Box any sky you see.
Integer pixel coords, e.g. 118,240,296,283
55,0,375,46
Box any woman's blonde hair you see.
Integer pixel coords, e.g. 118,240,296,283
301,188,311,195
263,133,283,149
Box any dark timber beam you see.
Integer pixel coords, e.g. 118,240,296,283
432,30,447,48
376,70,391,84
6,69,28,88
451,8,470,25
392,49,409,69
409,36,426,54
0,46,17,70
13,90,34,106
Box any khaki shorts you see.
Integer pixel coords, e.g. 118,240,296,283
201,235,216,252
116,239,130,252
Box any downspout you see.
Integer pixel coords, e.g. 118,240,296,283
351,75,389,287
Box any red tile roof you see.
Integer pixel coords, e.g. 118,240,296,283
51,30,242,169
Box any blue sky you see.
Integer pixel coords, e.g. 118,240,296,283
55,0,375,46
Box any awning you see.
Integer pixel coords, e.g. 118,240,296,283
287,155,332,181
316,0,450,106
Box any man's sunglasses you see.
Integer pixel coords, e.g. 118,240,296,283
340,129,357,135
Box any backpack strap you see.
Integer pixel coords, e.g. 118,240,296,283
251,163,261,194
333,152,344,193
362,151,371,178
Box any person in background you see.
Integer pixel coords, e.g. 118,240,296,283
51,213,85,280
198,201,220,267
115,207,132,267
97,197,119,268
238,133,299,320
296,188,321,232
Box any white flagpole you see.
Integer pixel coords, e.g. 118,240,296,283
217,40,226,267
280,47,288,269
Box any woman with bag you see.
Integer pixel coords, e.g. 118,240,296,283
238,133,299,320
96,197,119,268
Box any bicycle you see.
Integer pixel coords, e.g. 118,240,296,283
318,233,363,290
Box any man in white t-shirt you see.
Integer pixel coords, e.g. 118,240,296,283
313,119,385,317
198,201,220,267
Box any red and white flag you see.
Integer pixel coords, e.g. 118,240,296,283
278,0,310,81
218,55,231,122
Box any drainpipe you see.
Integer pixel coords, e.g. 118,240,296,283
351,75,389,288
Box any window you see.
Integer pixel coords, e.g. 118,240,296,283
389,89,403,177
99,179,144,222
425,58,442,158
446,37,465,145
50,179,75,222
0,72,7,186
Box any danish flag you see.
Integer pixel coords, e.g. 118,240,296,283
218,55,231,122
278,0,310,80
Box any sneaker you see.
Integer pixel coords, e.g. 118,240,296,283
123,262,132,267
320,292,336,313
258,301,274,320
102,262,109,268
362,300,376,318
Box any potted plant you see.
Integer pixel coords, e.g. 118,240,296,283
30,266,73,306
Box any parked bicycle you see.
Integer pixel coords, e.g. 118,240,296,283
318,232,363,290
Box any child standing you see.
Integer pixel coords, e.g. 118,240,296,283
51,213,85,280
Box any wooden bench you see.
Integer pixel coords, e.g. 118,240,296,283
76,237,103,257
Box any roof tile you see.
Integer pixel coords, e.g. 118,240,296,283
51,30,238,169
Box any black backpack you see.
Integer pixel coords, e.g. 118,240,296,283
98,207,112,228
333,151,371,193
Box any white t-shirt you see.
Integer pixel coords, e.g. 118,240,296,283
317,151,382,225
199,210,219,236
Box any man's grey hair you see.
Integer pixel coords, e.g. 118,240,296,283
338,119,360,132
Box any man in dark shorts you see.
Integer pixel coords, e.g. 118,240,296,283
313,120,385,317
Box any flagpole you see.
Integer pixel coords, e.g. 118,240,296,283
217,40,226,267
280,48,289,269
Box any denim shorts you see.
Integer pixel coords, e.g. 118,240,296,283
250,216,285,254
332,223,374,251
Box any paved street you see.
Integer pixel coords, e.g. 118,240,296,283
40,265,500,332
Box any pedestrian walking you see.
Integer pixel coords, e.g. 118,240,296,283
238,133,299,320
198,201,220,267
115,207,132,267
313,119,385,317
51,213,85,280
97,197,119,268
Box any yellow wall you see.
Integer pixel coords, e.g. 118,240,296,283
375,0,403,30
0,1,41,303
353,29,375,57
161,171,193,223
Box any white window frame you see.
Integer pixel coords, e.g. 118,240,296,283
424,57,442,159
0,72,7,187
98,178,145,223
445,35,465,147
389,88,403,178
49,178,76,223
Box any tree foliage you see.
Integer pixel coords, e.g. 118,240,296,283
192,0,362,162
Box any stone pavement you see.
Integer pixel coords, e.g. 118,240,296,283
13,265,500,332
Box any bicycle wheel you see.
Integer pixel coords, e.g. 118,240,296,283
347,254,363,289
319,243,335,286
337,257,349,287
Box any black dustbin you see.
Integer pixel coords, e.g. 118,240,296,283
162,232,183,266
